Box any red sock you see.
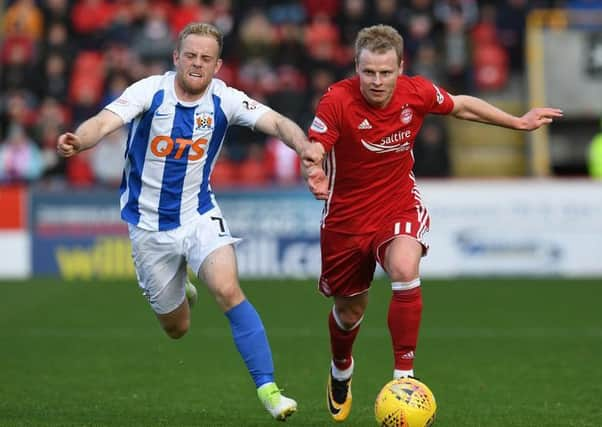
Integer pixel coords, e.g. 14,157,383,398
329,310,360,371
388,286,423,371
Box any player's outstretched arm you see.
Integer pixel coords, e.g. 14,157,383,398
450,95,563,131
254,110,319,159
57,109,124,158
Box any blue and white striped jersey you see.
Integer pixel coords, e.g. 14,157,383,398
105,71,270,231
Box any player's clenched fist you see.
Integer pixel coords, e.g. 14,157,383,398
301,141,325,169
57,132,82,157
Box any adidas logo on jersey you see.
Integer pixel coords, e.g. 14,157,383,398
358,119,372,130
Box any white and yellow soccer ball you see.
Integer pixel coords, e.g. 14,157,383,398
374,377,437,427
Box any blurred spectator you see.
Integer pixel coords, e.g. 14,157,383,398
213,0,236,59
265,136,301,185
409,41,445,84
274,22,308,70
267,65,307,124
399,0,437,64
170,0,213,37
495,0,530,73
41,0,72,25
238,9,278,61
371,0,402,31
305,13,342,64
0,128,44,182
238,142,271,186
267,1,306,25
412,116,450,177
70,0,116,49
31,97,69,179
90,127,126,186
100,73,131,108
440,10,472,93
434,0,478,91
211,149,239,188
132,4,174,66
68,51,105,119
0,91,36,140
472,4,509,92
303,0,340,20
337,0,371,48
43,20,73,61
37,53,70,100
434,0,478,29
238,58,279,98
65,151,94,187
1,27,37,91
103,2,136,47
2,0,45,41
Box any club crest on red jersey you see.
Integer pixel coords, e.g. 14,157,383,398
400,107,413,124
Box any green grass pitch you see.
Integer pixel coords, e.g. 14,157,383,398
1,277,601,426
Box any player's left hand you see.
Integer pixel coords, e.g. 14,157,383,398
520,107,563,131
305,166,329,200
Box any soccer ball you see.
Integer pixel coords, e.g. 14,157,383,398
374,377,437,426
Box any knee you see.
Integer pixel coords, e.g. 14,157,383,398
387,264,419,284
214,283,245,311
335,306,364,330
164,319,190,339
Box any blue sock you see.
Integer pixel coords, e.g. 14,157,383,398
225,299,274,388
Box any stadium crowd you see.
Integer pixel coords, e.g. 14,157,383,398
0,0,570,187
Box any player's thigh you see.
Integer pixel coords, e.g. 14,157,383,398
129,225,189,315
381,236,423,281
319,229,376,297
199,244,244,311
372,210,429,281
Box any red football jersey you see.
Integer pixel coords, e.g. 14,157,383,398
308,75,454,234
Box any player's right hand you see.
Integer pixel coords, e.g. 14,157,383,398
57,132,81,158
305,166,329,200
301,141,325,169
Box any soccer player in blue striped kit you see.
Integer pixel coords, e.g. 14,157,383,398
57,22,321,421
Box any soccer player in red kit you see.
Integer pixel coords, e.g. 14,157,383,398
301,25,562,422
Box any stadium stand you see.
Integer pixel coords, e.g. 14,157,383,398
0,0,577,187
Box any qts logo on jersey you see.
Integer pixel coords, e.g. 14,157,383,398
150,136,208,161
195,113,213,130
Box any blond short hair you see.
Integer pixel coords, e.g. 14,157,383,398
355,25,404,64
176,22,223,56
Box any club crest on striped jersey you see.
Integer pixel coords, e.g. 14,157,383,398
195,112,213,130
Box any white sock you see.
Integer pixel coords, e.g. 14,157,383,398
331,358,354,381
393,369,414,379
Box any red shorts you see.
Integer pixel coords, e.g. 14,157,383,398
318,207,430,297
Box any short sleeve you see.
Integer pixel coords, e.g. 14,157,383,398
412,76,454,115
308,90,341,153
105,76,160,123
219,86,271,128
